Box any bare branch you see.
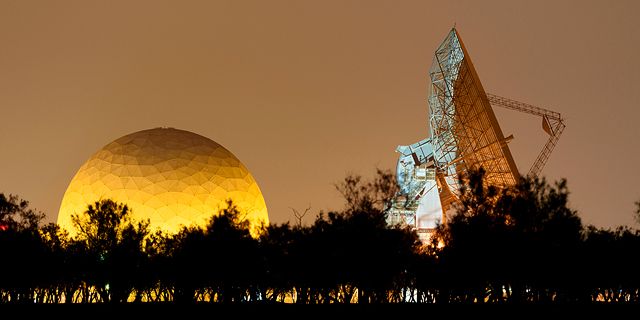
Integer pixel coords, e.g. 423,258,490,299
289,204,311,227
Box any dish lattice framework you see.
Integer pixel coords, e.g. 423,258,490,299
428,28,519,205
387,28,565,237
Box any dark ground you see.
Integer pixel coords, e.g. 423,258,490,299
0,302,635,319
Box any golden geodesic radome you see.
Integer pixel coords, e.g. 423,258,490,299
57,127,269,235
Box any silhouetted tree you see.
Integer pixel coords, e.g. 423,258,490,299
158,200,263,302
335,168,400,213
0,193,47,303
70,199,150,302
15,166,640,305
429,168,584,302
37,223,70,303
0,193,45,232
635,199,640,225
204,201,264,302
310,170,420,303
257,169,420,304
582,225,640,301
497,173,584,301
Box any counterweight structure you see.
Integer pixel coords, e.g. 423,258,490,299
387,28,565,240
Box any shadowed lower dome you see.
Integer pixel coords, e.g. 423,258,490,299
57,127,269,235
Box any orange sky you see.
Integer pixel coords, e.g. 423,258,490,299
2,1,639,229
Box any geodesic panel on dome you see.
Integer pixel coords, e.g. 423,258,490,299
57,128,269,236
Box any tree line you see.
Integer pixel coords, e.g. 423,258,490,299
1,169,639,303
